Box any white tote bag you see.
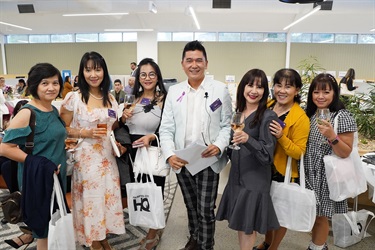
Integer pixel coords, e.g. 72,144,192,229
126,163,165,229
270,155,317,232
48,174,76,250
323,116,367,201
133,134,170,177
332,197,375,248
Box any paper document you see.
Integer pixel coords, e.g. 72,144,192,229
173,140,218,176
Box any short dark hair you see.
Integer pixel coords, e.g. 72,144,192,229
27,63,63,99
131,62,137,66
182,40,207,61
114,79,122,84
306,73,345,117
272,68,302,103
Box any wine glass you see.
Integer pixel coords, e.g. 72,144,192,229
229,112,245,150
316,108,330,143
124,94,135,111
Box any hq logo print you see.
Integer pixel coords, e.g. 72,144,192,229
133,195,151,212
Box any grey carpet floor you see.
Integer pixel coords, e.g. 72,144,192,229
0,181,178,250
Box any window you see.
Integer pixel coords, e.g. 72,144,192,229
76,33,98,42
291,33,312,43
157,32,172,41
241,33,263,42
51,34,74,43
195,32,216,41
29,35,50,43
99,33,122,42
6,34,29,43
218,32,241,41
335,34,357,44
264,33,286,42
123,32,137,41
312,33,334,43
358,34,375,44
172,32,193,41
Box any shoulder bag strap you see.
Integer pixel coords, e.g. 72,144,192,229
24,107,35,154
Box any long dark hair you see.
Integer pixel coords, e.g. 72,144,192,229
78,51,112,107
305,73,345,118
236,69,269,128
272,68,302,103
133,58,167,103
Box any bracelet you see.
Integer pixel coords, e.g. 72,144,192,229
79,128,84,139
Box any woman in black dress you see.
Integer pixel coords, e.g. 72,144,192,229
217,69,279,249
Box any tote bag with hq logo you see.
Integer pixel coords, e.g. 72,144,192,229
270,154,316,232
126,162,165,229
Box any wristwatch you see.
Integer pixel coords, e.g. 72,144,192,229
330,136,339,145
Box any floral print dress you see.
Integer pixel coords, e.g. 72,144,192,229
62,92,125,246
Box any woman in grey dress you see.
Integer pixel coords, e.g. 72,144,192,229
217,69,279,249
304,73,357,250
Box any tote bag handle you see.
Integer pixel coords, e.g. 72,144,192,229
50,174,68,217
284,154,306,189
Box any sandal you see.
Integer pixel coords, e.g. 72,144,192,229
140,229,164,245
4,233,34,249
19,225,32,235
253,241,270,250
138,235,160,250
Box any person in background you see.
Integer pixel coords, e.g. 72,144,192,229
125,76,135,95
160,40,232,250
73,75,80,91
130,62,137,76
62,75,73,99
0,63,66,250
216,69,279,250
0,77,10,130
339,68,358,93
16,79,27,95
110,79,125,104
304,73,357,250
254,69,310,250
1,99,34,248
120,57,168,250
60,51,125,250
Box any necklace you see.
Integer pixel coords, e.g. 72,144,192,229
89,92,103,100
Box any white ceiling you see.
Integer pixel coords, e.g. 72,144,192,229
0,0,374,35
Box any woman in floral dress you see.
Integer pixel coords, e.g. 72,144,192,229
60,51,125,250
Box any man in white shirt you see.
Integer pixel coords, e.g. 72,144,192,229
160,41,232,250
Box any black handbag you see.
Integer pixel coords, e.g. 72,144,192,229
0,107,35,224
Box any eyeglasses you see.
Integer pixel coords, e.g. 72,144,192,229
139,72,157,79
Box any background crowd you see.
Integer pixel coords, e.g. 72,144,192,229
0,40,362,250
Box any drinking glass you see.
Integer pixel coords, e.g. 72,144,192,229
228,112,245,150
65,137,79,164
124,94,135,111
316,108,330,143
97,123,109,137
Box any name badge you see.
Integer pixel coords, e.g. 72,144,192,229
210,98,222,112
140,98,151,105
108,109,116,118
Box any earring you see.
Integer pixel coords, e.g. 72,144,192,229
156,85,160,92
139,85,143,92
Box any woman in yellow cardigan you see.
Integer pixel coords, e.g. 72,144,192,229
254,68,310,250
